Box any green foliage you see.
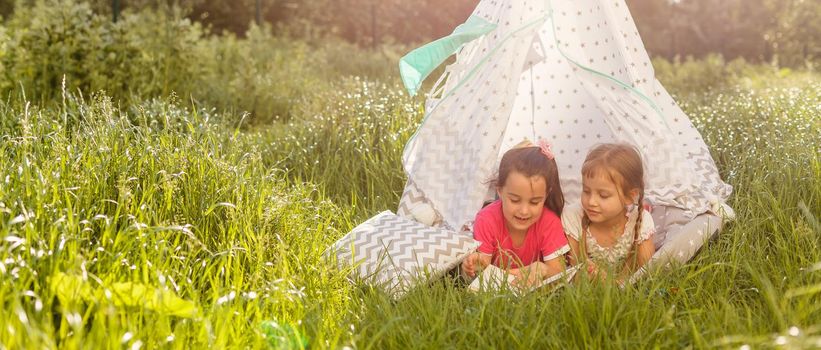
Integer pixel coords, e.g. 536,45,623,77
629,0,819,67
763,0,821,68
51,272,197,318
0,1,814,128
96,6,204,100
0,2,406,125
191,25,406,124
651,55,765,94
0,0,203,102
2,0,105,101
191,26,323,124
0,26,8,92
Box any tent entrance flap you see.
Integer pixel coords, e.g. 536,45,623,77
399,15,497,97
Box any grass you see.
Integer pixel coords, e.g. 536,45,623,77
0,49,819,348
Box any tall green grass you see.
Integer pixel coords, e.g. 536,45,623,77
0,93,362,348
1,70,818,348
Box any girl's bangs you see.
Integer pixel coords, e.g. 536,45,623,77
582,162,626,189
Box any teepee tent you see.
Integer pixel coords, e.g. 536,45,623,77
396,0,734,266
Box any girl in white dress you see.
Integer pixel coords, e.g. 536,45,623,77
562,143,655,283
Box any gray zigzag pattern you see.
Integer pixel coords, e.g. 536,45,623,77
410,117,486,227
687,147,722,182
396,179,428,217
396,179,446,227
331,212,480,293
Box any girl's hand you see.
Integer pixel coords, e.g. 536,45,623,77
508,268,524,287
511,262,545,288
585,260,596,275
461,253,479,278
586,260,606,280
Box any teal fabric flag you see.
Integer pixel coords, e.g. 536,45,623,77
399,15,497,96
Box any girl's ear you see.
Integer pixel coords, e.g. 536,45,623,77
627,188,640,204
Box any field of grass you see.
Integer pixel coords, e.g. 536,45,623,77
1,22,820,349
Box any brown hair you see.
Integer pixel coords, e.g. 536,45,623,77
491,141,564,215
579,143,646,270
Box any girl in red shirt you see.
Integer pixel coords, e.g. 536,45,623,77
461,140,570,287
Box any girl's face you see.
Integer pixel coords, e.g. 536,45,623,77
497,170,547,236
581,172,636,226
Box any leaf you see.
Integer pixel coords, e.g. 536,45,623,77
107,281,197,318
785,283,821,299
49,272,197,318
204,202,237,216
51,272,94,305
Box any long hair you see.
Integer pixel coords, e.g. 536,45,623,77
491,141,564,215
580,143,646,269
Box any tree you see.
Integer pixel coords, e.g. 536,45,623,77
764,0,820,67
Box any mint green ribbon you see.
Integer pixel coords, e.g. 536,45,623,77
399,15,497,97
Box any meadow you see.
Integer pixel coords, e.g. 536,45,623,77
1,3,820,349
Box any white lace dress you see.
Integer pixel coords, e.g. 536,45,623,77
562,203,655,267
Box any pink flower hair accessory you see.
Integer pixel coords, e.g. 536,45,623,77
537,139,555,160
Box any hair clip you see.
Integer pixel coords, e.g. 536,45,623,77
625,203,636,217
537,138,554,160
625,199,641,217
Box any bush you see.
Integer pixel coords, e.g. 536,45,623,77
190,25,327,124
651,54,769,95
95,5,204,100
1,0,105,101
0,2,406,126
0,0,203,103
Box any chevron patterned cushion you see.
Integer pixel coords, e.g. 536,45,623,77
330,211,480,298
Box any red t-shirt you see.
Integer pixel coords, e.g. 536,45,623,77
473,200,569,269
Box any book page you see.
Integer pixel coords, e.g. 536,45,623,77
468,265,578,293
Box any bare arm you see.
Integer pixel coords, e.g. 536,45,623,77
635,239,654,268
540,256,565,278
510,256,565,287
617,239,655,283
566,237,583,266
566,236,610,281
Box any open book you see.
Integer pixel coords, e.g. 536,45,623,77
468,265,578,293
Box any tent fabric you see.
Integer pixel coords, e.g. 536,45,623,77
398,0,733,232
629,207,725,282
